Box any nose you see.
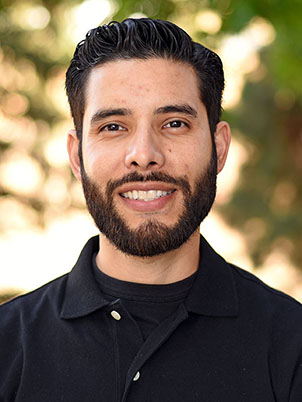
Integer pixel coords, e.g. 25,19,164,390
124,128,165,170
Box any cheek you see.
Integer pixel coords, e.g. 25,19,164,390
178,143,212,179
83,142,122,178
83,149,102,177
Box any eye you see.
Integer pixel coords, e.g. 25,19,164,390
100,123,125,132
163,120,189,129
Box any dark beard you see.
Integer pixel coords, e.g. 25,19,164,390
80,151,217,257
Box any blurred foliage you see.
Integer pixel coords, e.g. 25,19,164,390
0,0,301,271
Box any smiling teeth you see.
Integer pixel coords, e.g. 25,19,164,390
122,189,174,201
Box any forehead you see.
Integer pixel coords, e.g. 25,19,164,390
84,58,202,116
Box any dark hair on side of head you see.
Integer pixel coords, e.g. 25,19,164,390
65,18,224,141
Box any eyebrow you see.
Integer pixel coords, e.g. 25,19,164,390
89,103,198,126
90,108,131,126
155,104,198,118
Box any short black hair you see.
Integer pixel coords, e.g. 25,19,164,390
65,18,224,140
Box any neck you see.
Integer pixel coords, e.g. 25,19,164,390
95,229,201,284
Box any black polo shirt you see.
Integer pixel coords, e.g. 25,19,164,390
1,235,302,401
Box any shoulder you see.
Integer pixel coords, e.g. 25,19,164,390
228,264,302,398
229,263,302,332
0,273,69,329
200,234,302,318
0,274,69,396
0,235,99,323
230,263,301,307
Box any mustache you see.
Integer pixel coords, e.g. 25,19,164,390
106,171,191,196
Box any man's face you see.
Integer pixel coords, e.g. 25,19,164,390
75,58,223,256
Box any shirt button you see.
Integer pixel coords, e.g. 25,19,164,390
110,310,121,320
133,371,140,381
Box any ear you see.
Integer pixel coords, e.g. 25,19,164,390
67,129,81,181
214,121,231,174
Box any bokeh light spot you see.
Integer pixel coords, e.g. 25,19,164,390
0,151,45,196
195,10,222,34
11,4,50,30
69,0,116,44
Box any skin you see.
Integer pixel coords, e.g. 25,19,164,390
68,58,231,284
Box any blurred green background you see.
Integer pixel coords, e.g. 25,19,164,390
0,0,301,303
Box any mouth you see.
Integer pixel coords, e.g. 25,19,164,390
120,189,176,202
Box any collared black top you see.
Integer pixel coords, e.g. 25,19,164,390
1,235,302,402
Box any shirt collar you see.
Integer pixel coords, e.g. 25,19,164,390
185,235,238,317
60,236,109,319
60,235,238,319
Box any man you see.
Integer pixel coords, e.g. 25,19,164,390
0,18,302,402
